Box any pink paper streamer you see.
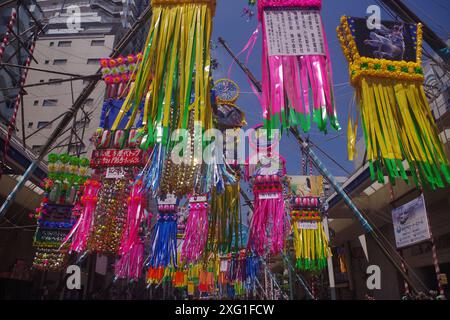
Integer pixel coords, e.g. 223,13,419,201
61,180,101,253
248,186,286,256
181,200,209,263
115,181,146,280
256,0,336,129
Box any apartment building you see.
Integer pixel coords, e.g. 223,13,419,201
15,0,149,157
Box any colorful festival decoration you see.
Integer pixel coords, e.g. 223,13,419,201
242,0,256,22
116,0,217,197
214,78,247,129
146,195,179,281
32,154,90,270
257,0,340,133
337,17,450,188
181,194,209,264
63,54,149,259
100,53,142,99
290,194,330,270
246,152,288,256
208,184,242,256
115,180,148,280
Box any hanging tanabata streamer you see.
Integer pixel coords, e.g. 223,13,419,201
114,0,216,196
257,0,340,133
146,195,179,284
32,154,90,270
246,153,288,256
63,98,147,256
208,184,242,257
181,194,209,264
100,54,142,99
115,180,149,280
338,16,450,188
290,195,330,270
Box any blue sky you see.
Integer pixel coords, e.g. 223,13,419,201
211,0,450,177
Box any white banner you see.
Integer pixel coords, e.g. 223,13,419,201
297,221,318,230
392,194,431,249
259,193,280,200
105,167,125,179
264,9,325,56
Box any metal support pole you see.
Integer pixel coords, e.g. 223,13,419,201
287,258,294,300
0,5,152,218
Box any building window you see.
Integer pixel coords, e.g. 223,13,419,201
49,42,54,47
32,145,42,153
58,41,72,47
42,99,58,107
37,121,51,129
53,59,67,65
39,79,44,83
49,78,62,85
44,60,50,64
33,100,39,106
91,40,105,46
87,58,100,65
28,122,33,128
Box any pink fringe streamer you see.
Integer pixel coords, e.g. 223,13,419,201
115,240,145,280
248,179,286,256
254,0,338,131
181,200,209,263
61,180,101,253
115,181,146,280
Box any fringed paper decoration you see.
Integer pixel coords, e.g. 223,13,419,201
32,204,74,271
100,53,142,99
198,263,216,294
337,16,450,188
114,0,216,196
246,153,288,256
62,179,101,253
181,195,209,264
147,196,179,275
257,0,340,133
225,250,248,298
245,253,261,292
173,269,188,288
31,154,90,271
88,176,129,254
84,123,147,255
115,180,148,280
208,184,242,256
186,263,201,296
290,196,330,271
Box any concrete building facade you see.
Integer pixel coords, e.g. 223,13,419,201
15,0,149,157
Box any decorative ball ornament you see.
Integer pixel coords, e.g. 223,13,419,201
214,78,240,103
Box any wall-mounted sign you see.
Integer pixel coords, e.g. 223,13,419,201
392,194,431,249
90,149,144,168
